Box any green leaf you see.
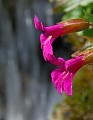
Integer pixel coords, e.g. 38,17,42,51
83,28,93,37
64,0,93,12
84,4,93,23
62,6,84,20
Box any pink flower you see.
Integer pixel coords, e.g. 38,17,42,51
50,55,84,96
34,15,89,61
34,15,65,61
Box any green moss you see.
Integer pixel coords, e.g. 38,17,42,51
64,66,93,119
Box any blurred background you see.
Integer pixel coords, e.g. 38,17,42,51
0,0,93,120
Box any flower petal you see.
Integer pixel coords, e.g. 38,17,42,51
48,54,65,66
34,15,44,31
65,56,84,74
51,68,65,95
40,34,53,61
51,68,74,96
62,72,73,96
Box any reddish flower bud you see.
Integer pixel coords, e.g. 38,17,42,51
58,18,90,34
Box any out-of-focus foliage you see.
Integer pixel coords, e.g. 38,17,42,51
49,0,93,120
52,0,93,13
62,0,93,12
52,0,93,39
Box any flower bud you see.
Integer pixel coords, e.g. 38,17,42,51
58,19,90,33
84,50,93,63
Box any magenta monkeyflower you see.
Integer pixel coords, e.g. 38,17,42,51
49,47,93,96
34,15,90,61
49,54,84,96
